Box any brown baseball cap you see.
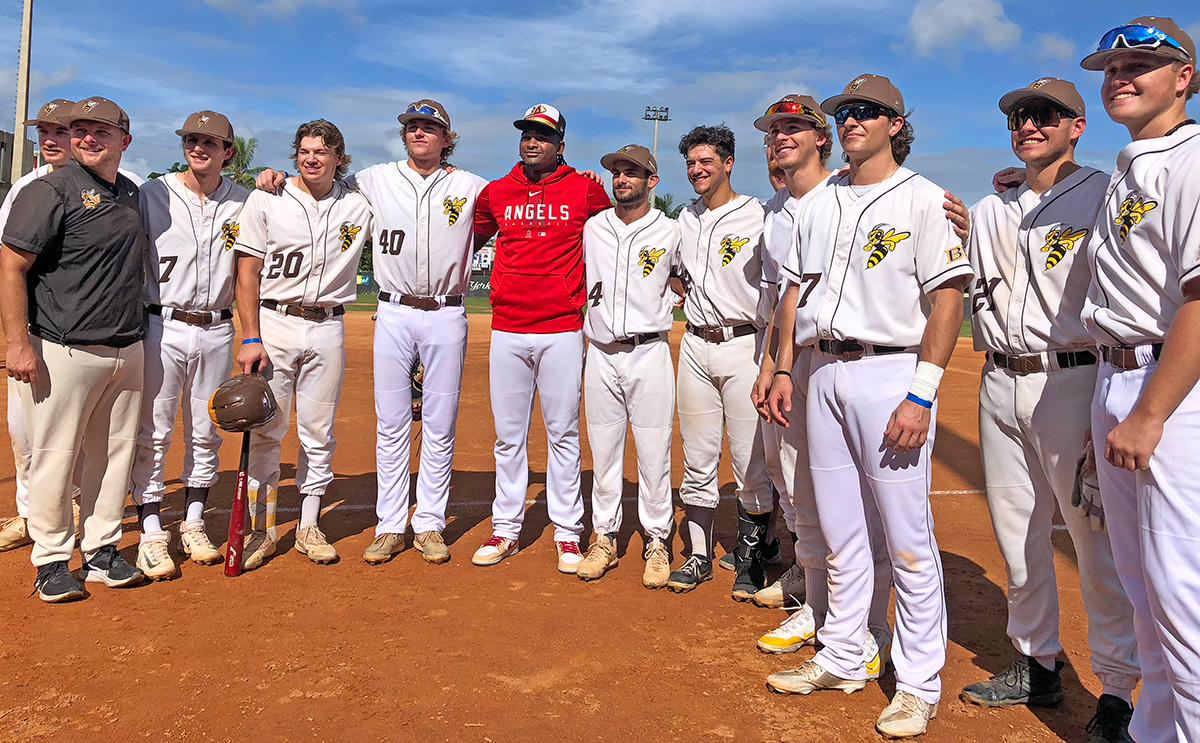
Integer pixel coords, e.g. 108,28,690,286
24,99,74,127
176,110,235,142
513,103,566,138
1081,16,1196,71
821,74,906,117
754,94,828,132
600,144,657,175
999,77,1086,117
58,96,130,132
398,99,451,129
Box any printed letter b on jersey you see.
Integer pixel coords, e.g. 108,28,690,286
945,245,965,264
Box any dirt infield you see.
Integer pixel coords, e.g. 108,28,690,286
0,313,1112,742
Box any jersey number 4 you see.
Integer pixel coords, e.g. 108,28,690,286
588,281,603,308
379,229,406,256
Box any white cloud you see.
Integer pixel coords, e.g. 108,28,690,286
1036,33,1075,61
907,0,1021,57
204,0,360,23
1188,23,1200,45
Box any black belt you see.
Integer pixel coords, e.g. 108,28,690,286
991,350,1097,375
612,331,666,347
817,338,907,360
260,299,345,322
147,304,232,327
685,322,757,343
1101,344,1162,370
377,291,464,310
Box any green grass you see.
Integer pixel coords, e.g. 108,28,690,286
959,319,972,338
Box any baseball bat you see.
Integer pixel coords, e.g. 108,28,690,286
224,361,260,577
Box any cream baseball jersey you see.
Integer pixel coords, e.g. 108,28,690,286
677,194,765,328
1084,124,1200,346
582,208,681,343
347,163,487,297
140,174,249,310
969,166,1107,355
235,179,373,306
783,168,971,348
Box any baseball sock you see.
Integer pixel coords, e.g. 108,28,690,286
137,503,162,534
184,487,209,522
684,504,715,560
806,567,829,624
299,494,322,529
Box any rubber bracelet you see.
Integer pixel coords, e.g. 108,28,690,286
905,392,933,409
241,337,262,345
773,370,792,378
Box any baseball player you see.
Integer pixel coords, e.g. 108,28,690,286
667,124,773,600
128,111,248,580
1080,17,1200,743
573,144,679,588
764,75,971,739
962,78,1140,742
234,119,372,569
470,105,610,574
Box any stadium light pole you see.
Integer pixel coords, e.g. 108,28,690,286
11,0,34,183
643,106,669,207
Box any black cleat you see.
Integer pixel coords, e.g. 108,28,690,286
718,537,780,571
731,503,769,602
80,545,145,588
667,555,713,593
960,655,1065,707
33,561,84,603
1086,694,1134,743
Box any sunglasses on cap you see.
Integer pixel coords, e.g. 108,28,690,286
1007,103,1076,132
1096,23,1192,60
833,103,897,126
765,100,825,123
405,103,443,118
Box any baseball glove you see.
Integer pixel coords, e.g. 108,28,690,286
208,373,278,433
1072,431,1105,533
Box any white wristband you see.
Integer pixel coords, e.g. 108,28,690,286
907,361,944,403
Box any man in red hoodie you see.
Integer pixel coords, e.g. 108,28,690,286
471,104,611,573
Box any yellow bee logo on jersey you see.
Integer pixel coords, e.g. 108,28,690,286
338,223,362,252
444,197,467,226
863,225,911,268
638,248,666,277
80,189,101,209
718,236,749,266
1115,194,1158,243
1040,225,1088,269
220,220,240,251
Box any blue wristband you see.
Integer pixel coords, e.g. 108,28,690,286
905,392,933,409
241,337,262,345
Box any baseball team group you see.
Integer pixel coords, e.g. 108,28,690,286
0,12,1197,742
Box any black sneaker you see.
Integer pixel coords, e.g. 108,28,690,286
80,545,145,587
1086,694,1134,743
666,555,713,593
960,655,1065,707
33,561,84,603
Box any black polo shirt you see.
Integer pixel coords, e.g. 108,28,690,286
2,160,146,348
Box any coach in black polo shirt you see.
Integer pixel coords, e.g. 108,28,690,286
0,96,146,601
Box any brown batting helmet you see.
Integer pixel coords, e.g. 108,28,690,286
208,374,277,433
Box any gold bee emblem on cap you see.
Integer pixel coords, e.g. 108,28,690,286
81,189,101,209
44,102,59,115
82,100,98,113
1030,78,1053,89
848,77,868,92
197,115,210,129
338,222,362,252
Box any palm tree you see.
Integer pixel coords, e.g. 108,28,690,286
222,136,266,189
654,193,685,219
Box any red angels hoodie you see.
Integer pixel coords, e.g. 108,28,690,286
475,162,611,333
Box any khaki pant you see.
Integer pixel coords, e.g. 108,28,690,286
16,337,143,566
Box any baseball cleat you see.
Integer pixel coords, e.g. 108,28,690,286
294,525,338,564
0,516,32,552
767,660,866,695
876,691,938,739
33,561,85,603
472,535,518,566
731,505,770,601
179,519,223,565
242,530,277,571
136,531,178,581
81,545,145,587
718,537,781,571
757,604,817,653
1085,694,1134,743
666,555,713,593
414,531,451,564
363,532,406,564
753,561,805,609
866,627,892,680
556,541,583,574
576,534,618,581
960,655,1064,708
642,537,670,589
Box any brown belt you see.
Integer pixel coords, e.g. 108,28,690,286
1101,344,1162,370
991,349,1097,375
377,291,465,311
147,304,232,327
612,332,666,347
685,322,757,343
260,299,345,322
817,338,907,360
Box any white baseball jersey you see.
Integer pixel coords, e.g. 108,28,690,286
0,163,142,232
969,167,1107,355
677,194,765,328
582,208,681,343
761,175,839,288
140,173,249,310
783,168,971,348
347,163,487,297
1083,124,1200,346
235,178,373,305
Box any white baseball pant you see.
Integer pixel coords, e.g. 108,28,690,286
130,314,235,504
676,331,773,512
7,378,29,518
979,361,1139,691
489,329,585,542
373,301,467,536
1093,359,1200,743
17,337,143,565
761,420,797,533
248,310,346,538
808,350,946,705
583,338,674,540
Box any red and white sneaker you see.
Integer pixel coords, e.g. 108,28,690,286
472,535,518,566
556,540,583,574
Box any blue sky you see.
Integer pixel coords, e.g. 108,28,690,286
1,0,1197,206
